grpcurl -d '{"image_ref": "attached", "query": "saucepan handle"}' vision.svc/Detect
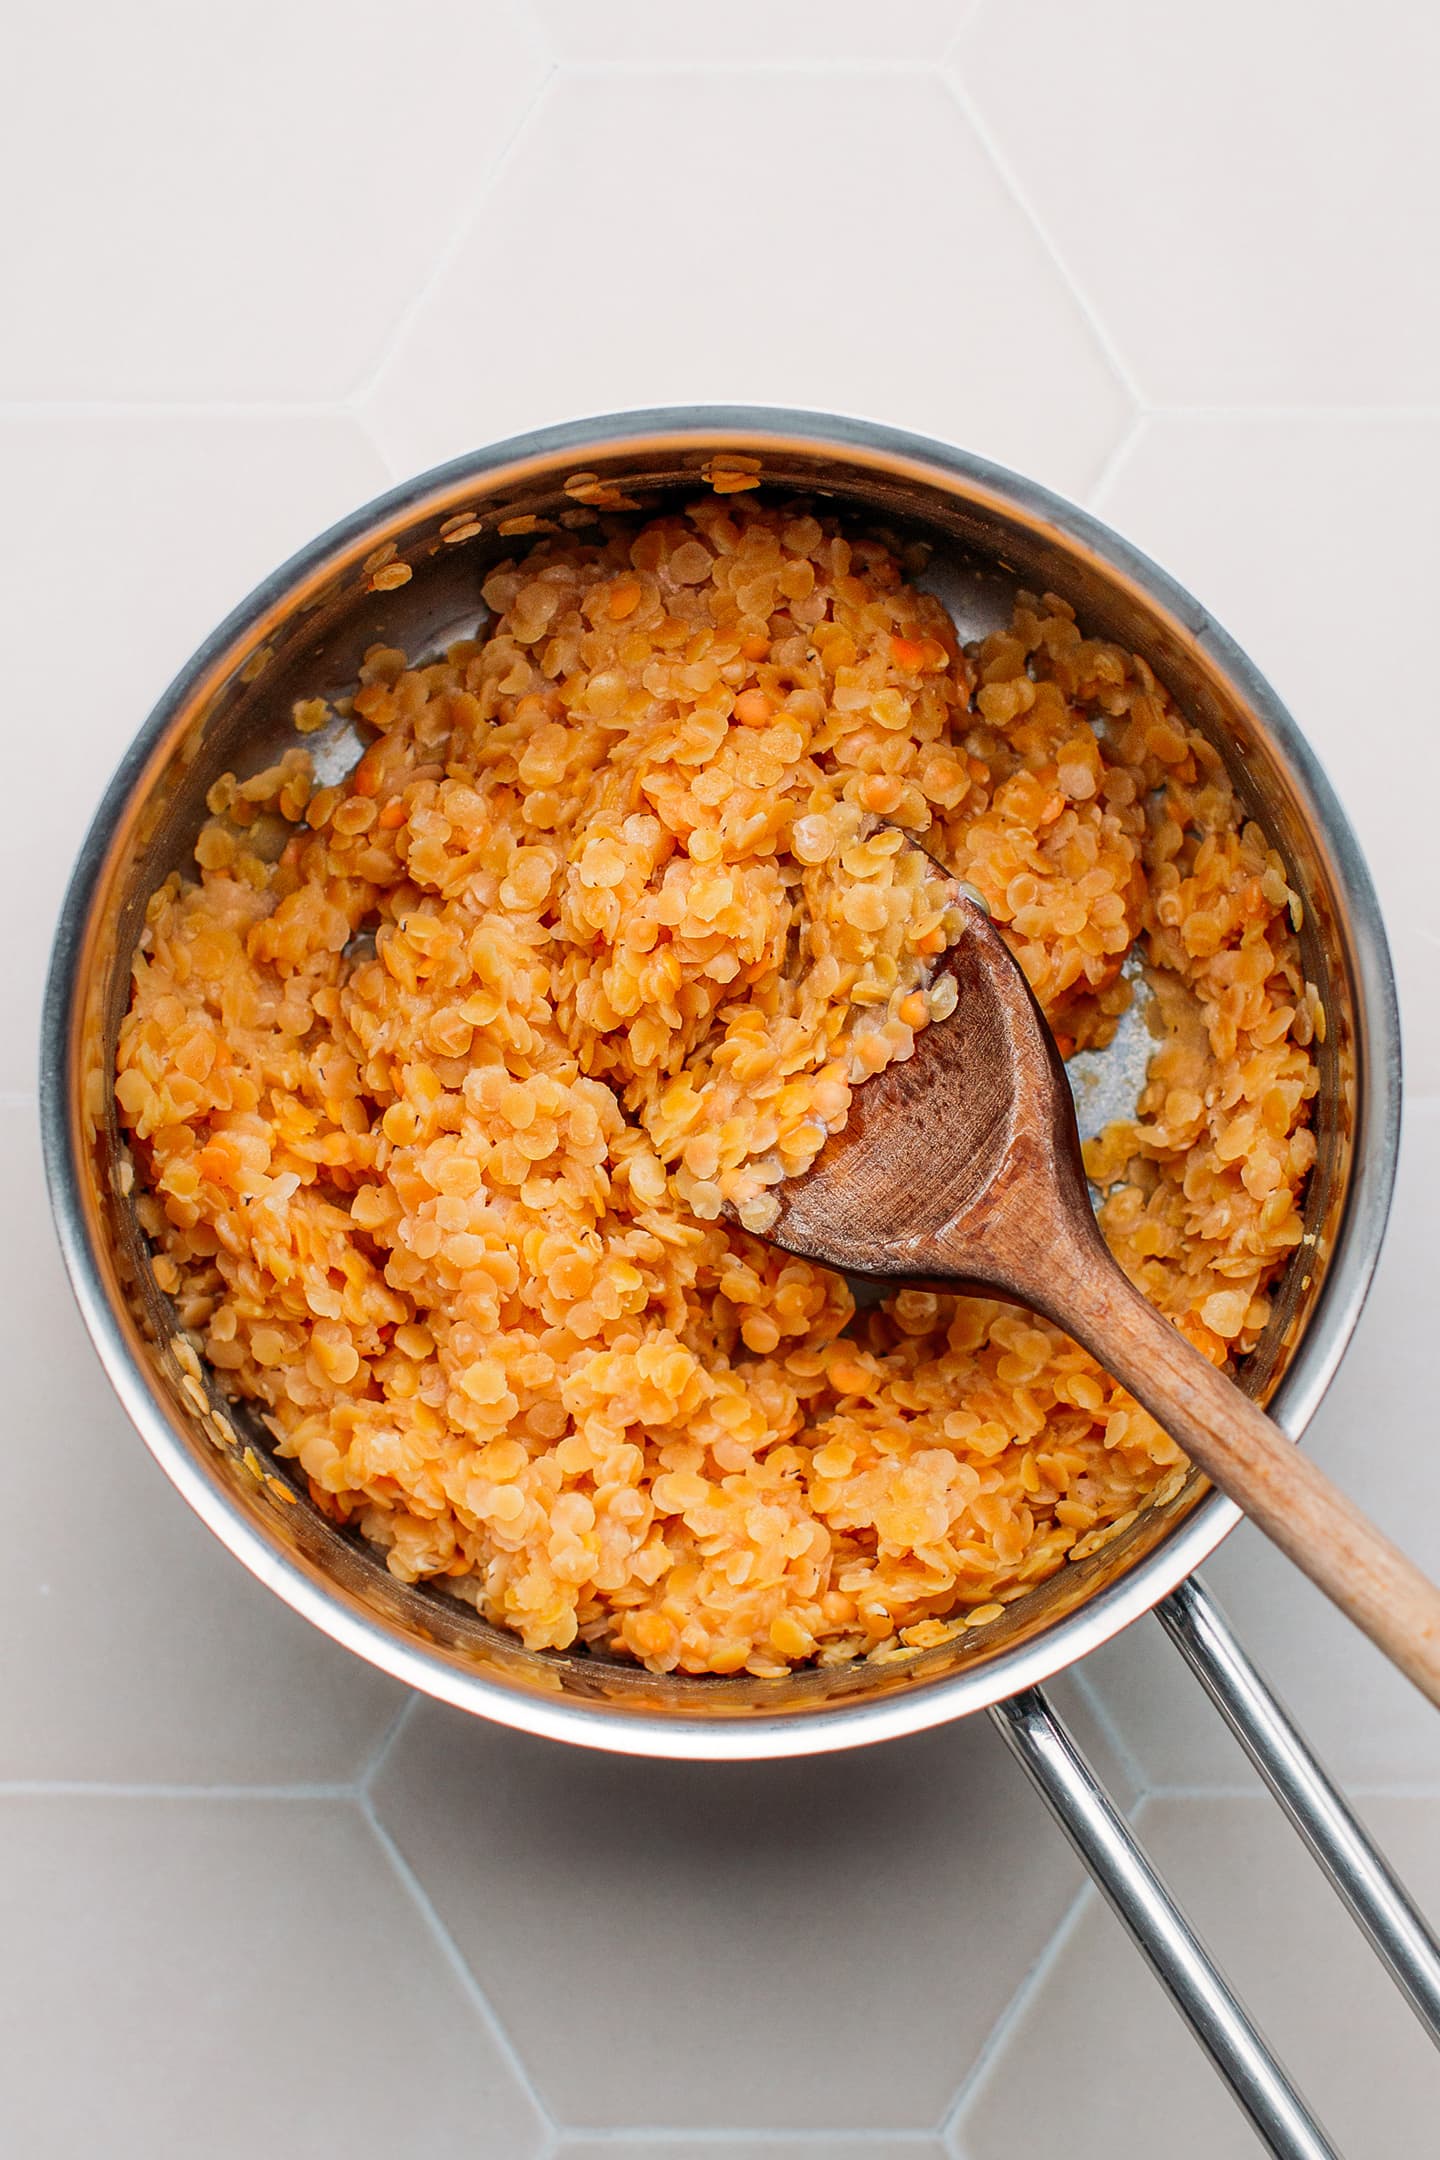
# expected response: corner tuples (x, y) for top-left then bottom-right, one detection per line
(1158, 1576), (1440, 2041)
(993, 1576), (1440, 2157)
(990, 1684), (1340, 2160)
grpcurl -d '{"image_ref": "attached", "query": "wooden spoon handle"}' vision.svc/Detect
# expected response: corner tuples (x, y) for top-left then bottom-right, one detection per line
(1036, 1244), (1440, 1710)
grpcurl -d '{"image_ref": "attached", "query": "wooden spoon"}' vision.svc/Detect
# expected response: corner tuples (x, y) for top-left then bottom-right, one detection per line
(747, 853), (1440, 1708)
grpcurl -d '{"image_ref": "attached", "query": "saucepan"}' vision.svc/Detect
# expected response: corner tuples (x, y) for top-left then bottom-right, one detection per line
(40, 410), (1435, 2157)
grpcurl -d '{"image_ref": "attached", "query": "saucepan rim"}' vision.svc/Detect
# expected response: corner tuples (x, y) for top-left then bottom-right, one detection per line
(39, 406), (1402, 1758)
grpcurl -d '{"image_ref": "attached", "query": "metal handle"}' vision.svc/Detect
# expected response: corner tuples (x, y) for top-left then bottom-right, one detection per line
(993, 1582), (1440, 2157)
(991, 1687), (1341, 2159)
(1159, 1576), (1440, 2044)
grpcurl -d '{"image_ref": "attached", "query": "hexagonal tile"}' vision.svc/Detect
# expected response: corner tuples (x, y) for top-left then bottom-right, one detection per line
(952, 0), (1440, 404)
(0, 2), (550, 398)
(1061, 1101), (1440, 1796)
(0, 410), (388, 1095)
(1, 1102), (407, 1782)
(0, 1793), (547, 2158)
(372, 1700), (1087, 2132)
(950, 1792), (1440, 2158)
(1091, 410), (1440, 1088)
(361, 69), (1132, 496)
(533, 0), (973, 65)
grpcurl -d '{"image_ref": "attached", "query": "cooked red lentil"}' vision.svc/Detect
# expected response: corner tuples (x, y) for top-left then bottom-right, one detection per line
(116, 500), (1319, 1675)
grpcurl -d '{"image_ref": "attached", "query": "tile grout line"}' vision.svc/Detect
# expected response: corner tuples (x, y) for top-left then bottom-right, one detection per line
(937, 1), (988, 73)
(1144, 1778), (1440, 1802)
(348, 403), (406, 489)
(1116, 400), (1440, 421)
(1065, 1658), (1151, 1799)
(0, 1780), (356, 1800)
(0, 398), (342, 419)
(1088, 406), (1157, 509)
(360, 1790), (558, 2142)
(939, 1871), (1103, 2151)
(558, 2131), (942, 2149)
(342, 61), (561, 416)
(938, 66), (1148, 409)
(357, 1689), (418, 1796)
(544, 57), (959, 79)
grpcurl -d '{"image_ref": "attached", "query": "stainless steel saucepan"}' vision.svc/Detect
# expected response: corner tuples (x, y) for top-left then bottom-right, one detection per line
(40, 410), (1438, 2157)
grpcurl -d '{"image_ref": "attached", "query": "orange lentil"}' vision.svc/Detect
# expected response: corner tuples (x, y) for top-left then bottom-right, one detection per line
(862, 775), (906, 815)
(351, 746), (385, 797)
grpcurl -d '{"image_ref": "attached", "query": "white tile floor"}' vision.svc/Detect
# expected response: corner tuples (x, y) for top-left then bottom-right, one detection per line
(3, 3), (1438, 2154)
